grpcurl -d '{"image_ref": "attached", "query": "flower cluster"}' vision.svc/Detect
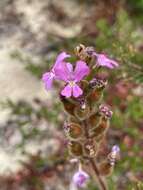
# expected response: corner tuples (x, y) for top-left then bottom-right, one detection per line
(42, 46), (119, 98)
(42, 44), (120, 190)
(42, 52), (89, 98)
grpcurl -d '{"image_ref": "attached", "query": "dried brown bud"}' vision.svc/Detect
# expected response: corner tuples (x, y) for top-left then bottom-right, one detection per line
(68, 141), (83, 157)
(89, 78), (107, 90)
(60, 95), (76, 116)
(83, 139), (97, 158)
(74, 44), (93, 63)
(90, 118), (109, 138)
(64, 122), (83, 140)
(74, 104), (90, 120)
(87, 113), (101, 130)
(87, 79), (107, 106)
(98, 161), (113, 176)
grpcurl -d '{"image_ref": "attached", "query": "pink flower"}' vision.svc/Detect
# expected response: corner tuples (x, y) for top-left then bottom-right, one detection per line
(112, 145), (120, 154)
(42, 52), (70, 90)
(72, 170), (89, 188)
(109, 145), (120, 166)
(93, 52), (119, 69)
(55, 61), (90, 98)
(99, 105), (113, 119)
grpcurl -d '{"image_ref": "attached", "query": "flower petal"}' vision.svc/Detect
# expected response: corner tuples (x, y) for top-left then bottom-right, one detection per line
(61, 84), (72, 97)
(55, 62), (73, 82)
(42, 72), (54, 90)
(74, 61), (90, 82)
(72, 84), (83, 98)
(97, 54), (119, 69)
(72, 170), (89, 188)
(53, 52), (70, 69)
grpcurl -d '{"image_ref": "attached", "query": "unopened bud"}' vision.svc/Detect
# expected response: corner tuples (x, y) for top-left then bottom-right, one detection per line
(98, 161), (113, 176)
(83, 139), (97, 157)
(60, 95), (76, 116)
(99, 105), (113, 119)
(68, 141), (83, 157)
(89, 78), (107, 89)
(74, 44), (93, 63)
(74, 104), (90, 120)
(108, 145), (120, 166)
(64, 122), (83, 140)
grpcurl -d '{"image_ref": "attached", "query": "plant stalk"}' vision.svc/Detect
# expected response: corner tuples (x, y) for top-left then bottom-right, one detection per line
(82, 120), (107, 190)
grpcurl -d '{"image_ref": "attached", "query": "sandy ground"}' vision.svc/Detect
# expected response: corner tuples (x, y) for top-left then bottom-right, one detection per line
(0, 0), (84, 176)
(0, 45), (52, 174)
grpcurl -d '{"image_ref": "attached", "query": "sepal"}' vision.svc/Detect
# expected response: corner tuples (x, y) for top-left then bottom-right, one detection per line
(60, 95), (76, 116)
(64, 122), (83, 140)
(68, 141), (83, 157)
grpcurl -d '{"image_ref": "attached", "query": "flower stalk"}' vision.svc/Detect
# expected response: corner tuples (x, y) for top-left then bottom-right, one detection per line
(42, 44), (120, 190)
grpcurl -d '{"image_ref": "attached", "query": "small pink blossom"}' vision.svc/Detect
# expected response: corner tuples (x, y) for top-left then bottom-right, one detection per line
(42, 52), (70, 90)
(112, 145), (120, 154)
(109, 145), (120, 166)
(72, 170), (89, 188)
(55, 61), (90, 98)
(96, 53), (119, 69)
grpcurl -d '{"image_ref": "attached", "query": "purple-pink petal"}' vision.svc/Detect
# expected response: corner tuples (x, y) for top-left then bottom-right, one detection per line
(97, 54), (119, 69)
(72, 170), (89, 188)
(42, 72), (55, 90)
(55, 62), (73, 82)
(74, 61), (90, 82)
(72, 84), (83, 98)
(53, 51), (70, 69)
(61, 84), (72, 98)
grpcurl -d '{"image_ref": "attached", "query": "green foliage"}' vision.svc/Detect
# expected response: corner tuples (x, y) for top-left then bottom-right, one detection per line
(127, 0), (143, 12)
(95, 9), (143, 84)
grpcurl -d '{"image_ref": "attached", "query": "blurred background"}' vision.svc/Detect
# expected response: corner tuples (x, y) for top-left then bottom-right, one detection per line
(0, 0), (143, 189)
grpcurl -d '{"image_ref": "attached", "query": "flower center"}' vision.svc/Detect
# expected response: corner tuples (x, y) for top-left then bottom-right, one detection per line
(69, 81), (76, 87)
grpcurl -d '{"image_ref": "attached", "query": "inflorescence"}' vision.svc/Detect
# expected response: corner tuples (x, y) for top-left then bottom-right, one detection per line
(42, 44), (120, 190)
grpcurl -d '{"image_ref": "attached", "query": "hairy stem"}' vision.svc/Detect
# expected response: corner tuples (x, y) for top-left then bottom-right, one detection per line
(82, 120), (107, 190)
(89, 158), (107, 190)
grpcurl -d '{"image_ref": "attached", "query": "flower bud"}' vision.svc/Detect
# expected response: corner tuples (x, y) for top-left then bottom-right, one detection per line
(68, 116), (79, 123)
(87, 79), (107, 107)
(98, 161), (113, 176)
(89, 78), (107, 90)
(74, 44), (93, 63)
(68, 141), (83, 157)
(72, 170), (89, 188)
(87, 113), (101, 130)
(90, 118), (109, 138)
(83, 139), (97, 157)
(74, 104), (90, 120)
(108, 145), (120, 166)
(60, 95), (76, 116)
(64, 122), (83, 140)
(99, 105), (113, 119)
